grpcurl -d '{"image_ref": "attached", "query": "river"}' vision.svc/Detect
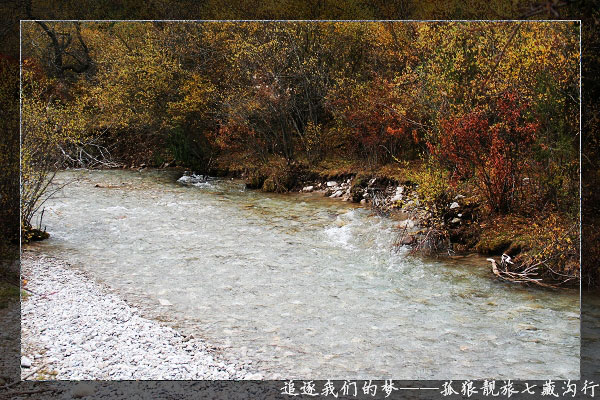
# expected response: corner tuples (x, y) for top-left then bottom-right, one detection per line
(30, 169), (580, 379)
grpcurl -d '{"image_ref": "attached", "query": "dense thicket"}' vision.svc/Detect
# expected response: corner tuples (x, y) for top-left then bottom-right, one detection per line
(21, 21), (579, 213)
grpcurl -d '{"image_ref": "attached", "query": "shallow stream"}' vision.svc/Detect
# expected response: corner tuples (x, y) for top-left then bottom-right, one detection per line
(31, 169), (580, 379)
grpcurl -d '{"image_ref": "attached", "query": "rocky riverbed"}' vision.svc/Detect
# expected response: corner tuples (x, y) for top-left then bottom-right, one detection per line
(20, 253), (263, 380)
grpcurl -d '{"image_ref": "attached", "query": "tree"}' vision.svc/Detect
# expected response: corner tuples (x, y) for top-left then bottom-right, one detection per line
(20, 57), (91, 237)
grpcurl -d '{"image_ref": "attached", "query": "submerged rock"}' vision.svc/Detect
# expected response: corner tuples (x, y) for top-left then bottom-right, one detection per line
(158, 298), (173, 306)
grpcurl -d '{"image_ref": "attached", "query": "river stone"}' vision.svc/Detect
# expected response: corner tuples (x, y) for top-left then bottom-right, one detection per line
(177, 174), (206, 185)
(302, 186), (314, 192)
(516, 323), (539, 331)
(21, 356), (32, 368)
(390, 193), (403, 202)
(330, 190), (343, 198)
(451, 217), (461, 224)
(450, 202), (460, 209)
(326, 181), (338, 187)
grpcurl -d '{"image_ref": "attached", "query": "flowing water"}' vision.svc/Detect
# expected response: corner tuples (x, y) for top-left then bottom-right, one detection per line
(31, 169), (580, 379)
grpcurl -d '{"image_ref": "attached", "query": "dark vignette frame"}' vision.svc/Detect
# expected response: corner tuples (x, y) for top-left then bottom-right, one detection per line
(1, 1), (598, 399)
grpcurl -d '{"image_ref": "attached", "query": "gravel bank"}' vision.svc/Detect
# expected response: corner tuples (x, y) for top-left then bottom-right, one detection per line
(21, 253), (262, 380)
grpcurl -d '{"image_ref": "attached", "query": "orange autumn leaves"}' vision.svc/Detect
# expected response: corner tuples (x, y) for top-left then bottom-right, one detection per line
(20, 21), (579, 217)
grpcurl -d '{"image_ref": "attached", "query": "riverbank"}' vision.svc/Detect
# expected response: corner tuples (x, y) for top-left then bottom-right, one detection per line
(20, 252), (263, 380)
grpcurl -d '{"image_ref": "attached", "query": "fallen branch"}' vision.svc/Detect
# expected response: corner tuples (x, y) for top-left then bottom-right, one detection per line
(487, 256), (561, 289)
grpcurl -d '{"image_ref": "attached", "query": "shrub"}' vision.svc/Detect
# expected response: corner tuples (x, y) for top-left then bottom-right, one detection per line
(431, 91), (538, 213)
(404, 162), (452, 207)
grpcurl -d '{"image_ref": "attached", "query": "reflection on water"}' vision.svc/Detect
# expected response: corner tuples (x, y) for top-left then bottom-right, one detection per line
(32, 169), (580, 379)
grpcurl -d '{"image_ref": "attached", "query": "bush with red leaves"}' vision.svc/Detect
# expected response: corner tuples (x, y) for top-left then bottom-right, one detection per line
(431, 91), (539, 213)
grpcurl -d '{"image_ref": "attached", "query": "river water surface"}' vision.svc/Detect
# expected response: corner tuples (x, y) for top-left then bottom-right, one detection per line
(32, 169), (580, 379)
